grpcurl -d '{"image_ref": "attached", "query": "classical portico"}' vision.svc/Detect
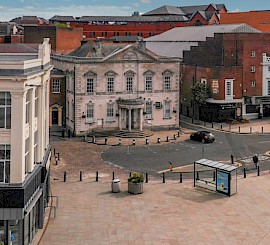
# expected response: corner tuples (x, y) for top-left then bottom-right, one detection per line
(117, 98), (145, 131)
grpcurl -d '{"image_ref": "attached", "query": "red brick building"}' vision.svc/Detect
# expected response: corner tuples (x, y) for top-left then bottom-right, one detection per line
(49, 4), (227, 40)
(220, 11), (270, 33)
(24, 25), (83, 54)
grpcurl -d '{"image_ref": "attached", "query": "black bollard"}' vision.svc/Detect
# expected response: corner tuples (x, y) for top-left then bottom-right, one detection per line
(180, 172), (183, 183)
(64, 172), (66, 182)
(231, 155), (234, 165)
(239, 126), (241, 133)
(257, 166), (260, 176)
(96, 171), (99, 182)
(145, 173), (148, 183)
(174, 134), (176, 140)
(196, 171), (199, 180)
(80, 171), (82, 181)
(129, 172), (132, 178)
(146, 139), (149, 145)
(105, 138), (108, 145)
(55, 160), (58, 165)
(177, 131), (180, 137)
(112, 172), (115, 180)
(157, 138), (161, 143)
(68, 129), (71, 138)
(262, 127), (264, 133)
(166, 136), (169, 142)
(212, 122), (214, 128)
(221, 124), (223, 130)
(57, 152), (60, 161)
(53, 148), (56, 156)
(162, 172), (165, 183)
(244, 168), (246, 178)
(62, 129), (65, 138)
(213, 171), (215, 181)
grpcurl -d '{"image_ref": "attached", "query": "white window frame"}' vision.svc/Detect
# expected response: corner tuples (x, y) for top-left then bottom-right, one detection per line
(251, 80), (256, 87)
(86, 78), (94, 94)
(250, 51), (256, 57)
(164, 101), (171, 118)
(0, 144), (10, 183)
(52, 79), (61, 93)
(145, 76), (152, 91)
(107, 77), (114, 93)
(145, 101), (152, 119)
(250, 66), (256, 73)
(107, 103), (114, 121)
(86, 103), (94, 123)
(164, 76), (171, 91)
(0, 92), (11, 129)
(126, 76), (133, 92)
(225, 79), (234, 101)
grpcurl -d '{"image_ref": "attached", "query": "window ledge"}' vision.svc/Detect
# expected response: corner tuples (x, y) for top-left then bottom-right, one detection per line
(163, 117), (172, 119)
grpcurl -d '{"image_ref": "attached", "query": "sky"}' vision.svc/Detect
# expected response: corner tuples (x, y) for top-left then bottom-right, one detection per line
(0, 0), (269, 21)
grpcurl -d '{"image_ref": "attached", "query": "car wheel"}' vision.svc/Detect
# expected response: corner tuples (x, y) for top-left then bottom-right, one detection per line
(202, 139), (205, 144)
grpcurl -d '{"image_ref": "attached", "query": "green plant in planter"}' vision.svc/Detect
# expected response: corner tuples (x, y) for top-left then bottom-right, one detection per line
(128, 172), (144, 183)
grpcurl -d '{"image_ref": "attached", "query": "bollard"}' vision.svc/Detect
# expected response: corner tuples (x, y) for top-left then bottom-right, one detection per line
(146, 139), (149, 145)
(177, 131), (180, 137)
(231, 155), (234, 165)
(55, 160), (58, 165)
(174, 134), (176, 140)
(180, 172), (182, 183)
(80, 171), (82, 181)
(162, 172), (165, 183)
(64, 172), (66, 182)
(53, 148), (56, 156)
(129, 172), (132, 178)
(96, 171), (99, 182)
(257, 166), (260, 176)
(112, 172), (115, 180)
(62, 129), (65, 138)
(157, 138), (161, 143)
(166, 136), (169, 142)
(250, 127), (252, 133)
(211, 122), (214, 128)
(244, 168), (246, 178)
(68, 129), (71, 138)
(145, 173), (148, 183)
(221, 124), (223, 130)
(239, 126), (241, 133)
(213, 171), (215, 181)
(196, 171), (199, 180)
(105, 138), (108, 145)
(262, 127), (264, 133)
(57, 152), (60, 161)
(132, 139), (136, 145)
(119, 139), (121, 145)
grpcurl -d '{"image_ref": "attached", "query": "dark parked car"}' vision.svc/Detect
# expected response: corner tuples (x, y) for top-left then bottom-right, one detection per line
(190, 131), (215, 143)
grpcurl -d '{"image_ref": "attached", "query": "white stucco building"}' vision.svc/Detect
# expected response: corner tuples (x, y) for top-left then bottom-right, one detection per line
(52, 41), (181, 136)
(0, 39), (52, 244)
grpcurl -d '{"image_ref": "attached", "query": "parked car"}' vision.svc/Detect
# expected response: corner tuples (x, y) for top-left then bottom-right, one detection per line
(190, 131), (215, 143)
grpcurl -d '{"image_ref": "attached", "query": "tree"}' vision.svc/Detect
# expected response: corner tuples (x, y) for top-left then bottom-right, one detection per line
(192, 82), (210, 120)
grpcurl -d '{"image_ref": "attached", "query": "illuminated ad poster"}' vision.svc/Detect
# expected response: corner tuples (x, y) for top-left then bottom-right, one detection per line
(217, 171), (229, 194)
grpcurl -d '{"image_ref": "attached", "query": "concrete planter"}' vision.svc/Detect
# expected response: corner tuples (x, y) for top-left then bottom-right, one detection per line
(128, 182), (144, 195)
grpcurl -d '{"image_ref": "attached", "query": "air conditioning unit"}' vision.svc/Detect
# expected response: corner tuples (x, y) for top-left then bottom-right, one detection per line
(155, 102), (162, 109)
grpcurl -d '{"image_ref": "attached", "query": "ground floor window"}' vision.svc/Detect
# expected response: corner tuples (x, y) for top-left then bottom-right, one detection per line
(0, 145), (10, 183)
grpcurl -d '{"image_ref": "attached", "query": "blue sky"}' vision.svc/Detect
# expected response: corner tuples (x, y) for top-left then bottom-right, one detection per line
(0, 0), (269, 21)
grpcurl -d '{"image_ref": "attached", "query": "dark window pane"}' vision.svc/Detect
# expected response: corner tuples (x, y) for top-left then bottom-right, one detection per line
(0, 92), (5, 105)
(0, 162), (4, 182)
(0, 108), (5, 128)
(6, 107), (11, 129)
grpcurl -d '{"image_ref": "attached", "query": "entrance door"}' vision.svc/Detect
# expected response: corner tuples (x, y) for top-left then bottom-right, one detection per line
(126, 110), (135, 130)
(52, 109), (58, 125)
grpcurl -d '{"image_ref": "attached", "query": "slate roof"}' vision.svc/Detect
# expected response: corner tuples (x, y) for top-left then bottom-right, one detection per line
(49, 15), (77, 22)
(0, 43), (39, 53)
(144, 24), (262, 58)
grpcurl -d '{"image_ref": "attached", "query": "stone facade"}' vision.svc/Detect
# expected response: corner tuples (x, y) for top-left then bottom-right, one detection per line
(52, 43), (180, 135)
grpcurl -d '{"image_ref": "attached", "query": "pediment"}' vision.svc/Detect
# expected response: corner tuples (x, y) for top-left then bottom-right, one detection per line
(84, 70), (97, 77)
(124, 70), (136, 76)
(162, 69), (173, 76)
(105, 70), (118, 76)
(143, 70), (156, 76)
(102, 45), (158, 63)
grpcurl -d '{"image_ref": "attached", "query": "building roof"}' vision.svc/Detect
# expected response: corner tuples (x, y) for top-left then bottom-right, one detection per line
(143, 4), (226, 16)
(0, 43), (39, 53)
(49, 15), (77, 22)
(144, 24), (262, 58)
(10, 16), (49, 25)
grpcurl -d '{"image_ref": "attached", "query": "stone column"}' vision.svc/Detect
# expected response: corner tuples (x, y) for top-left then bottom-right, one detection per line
(118, 108), (122, 130)
(28, 88), (35, 172)
(128, 109), (132, 132)
(10, 91), (26, 183)
(140, 108), (143, 131)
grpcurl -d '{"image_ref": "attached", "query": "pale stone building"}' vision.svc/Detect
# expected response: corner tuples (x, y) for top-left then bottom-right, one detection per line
(52, 41), (181, 136)
(0, 39), (52, 244)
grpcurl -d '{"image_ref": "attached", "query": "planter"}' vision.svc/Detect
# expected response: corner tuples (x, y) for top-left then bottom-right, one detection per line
(128, 182), (144, 195)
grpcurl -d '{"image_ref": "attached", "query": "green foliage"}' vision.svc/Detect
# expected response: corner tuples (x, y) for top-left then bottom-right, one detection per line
(192, 83), (210, 106)
(128, 172), (144, 183)
(54, 23), (68, 28)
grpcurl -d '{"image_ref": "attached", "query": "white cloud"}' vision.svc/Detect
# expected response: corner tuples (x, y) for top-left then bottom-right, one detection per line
(231, 8), (240, 12)
(0, 4), (134, 21)
(140, 0), (151, 3)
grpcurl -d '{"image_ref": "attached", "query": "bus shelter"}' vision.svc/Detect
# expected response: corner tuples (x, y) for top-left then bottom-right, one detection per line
(194, 158), (238, 197)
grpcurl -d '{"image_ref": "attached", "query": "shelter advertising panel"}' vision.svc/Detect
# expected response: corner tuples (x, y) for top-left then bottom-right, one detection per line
(216, 171), (229, 194)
